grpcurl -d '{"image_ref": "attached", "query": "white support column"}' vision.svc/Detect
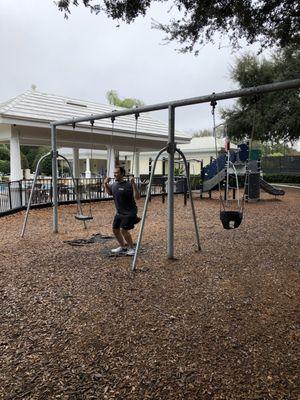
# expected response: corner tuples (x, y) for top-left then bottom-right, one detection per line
(133, 151), (140, 177)
(72, 148), (80, 178)
(10, 129), (22, 181)
(106, 145), (115, 177)
(85, 157), (91, 178)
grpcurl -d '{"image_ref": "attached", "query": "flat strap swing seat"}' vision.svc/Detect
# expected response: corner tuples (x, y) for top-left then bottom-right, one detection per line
(75, 214), (93, 221)
(220, 211), (243, 230)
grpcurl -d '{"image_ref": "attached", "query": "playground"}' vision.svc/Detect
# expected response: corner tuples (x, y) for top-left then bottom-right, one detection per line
(0, 188), (299, 399)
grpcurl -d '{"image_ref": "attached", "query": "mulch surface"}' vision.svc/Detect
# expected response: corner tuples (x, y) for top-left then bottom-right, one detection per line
(0, 189), (299, 399)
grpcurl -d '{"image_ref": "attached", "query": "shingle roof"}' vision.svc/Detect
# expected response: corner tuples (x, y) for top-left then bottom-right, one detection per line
(0, 90), (190, 141)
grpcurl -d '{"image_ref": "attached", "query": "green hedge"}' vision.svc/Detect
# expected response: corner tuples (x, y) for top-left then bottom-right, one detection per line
(263, 174), (300, 184)
(189, 175), (201, 190)
(0, 160), (10, 174)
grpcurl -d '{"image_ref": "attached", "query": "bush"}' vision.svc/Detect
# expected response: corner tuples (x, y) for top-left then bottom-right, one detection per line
(263, 174), (300, 184)
(190, 175), (201, 190)
(0, 145), (10, 161)
(33, 147), (52, 176)
(0, 160), (10, 174)
(21, 153), (29, 169)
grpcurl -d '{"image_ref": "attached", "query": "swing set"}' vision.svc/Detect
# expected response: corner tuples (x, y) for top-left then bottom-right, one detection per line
(22, 79), (300, 269)
(21, 110), (142, 235)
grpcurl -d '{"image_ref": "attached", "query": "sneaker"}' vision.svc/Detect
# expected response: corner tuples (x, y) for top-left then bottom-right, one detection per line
(111, 246), (127, 254)
(126, 248), (136, 256)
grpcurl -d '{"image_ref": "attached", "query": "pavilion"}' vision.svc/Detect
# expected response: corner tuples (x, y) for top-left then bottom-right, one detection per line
(0, 89), (190, 180)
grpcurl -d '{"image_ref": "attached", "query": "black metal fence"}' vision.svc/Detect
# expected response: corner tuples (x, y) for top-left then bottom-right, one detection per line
(0, 176), (201, 217)
(261, 156), (300, 174)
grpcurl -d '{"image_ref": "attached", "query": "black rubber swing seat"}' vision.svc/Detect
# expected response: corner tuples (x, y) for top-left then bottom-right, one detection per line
(220, 211), (243, 230)
(75, 214), (94, 221)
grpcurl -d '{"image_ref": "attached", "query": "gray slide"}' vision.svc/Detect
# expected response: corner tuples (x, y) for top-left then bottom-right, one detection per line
(260, 178), (285, 196)
(202, 169), (226, 192)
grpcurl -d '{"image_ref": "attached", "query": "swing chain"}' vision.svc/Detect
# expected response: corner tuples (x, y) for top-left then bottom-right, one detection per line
(90, 117), (94, 175)
(131, 111), (139, 175)
(108, 113), (116, 177)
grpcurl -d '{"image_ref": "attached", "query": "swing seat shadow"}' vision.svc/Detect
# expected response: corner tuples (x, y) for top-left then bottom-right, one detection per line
(64, 234), (114, 246)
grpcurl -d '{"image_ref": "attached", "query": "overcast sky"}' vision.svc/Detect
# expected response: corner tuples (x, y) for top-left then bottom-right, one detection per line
(1, 0), (267, 135)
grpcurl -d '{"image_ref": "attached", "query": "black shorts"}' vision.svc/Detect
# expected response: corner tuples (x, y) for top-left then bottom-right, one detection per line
(112, 214), (141, 231)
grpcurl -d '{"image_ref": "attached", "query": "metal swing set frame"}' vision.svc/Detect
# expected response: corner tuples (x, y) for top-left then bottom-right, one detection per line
(20, 151), (94, 237)
(35, 79), (300, 270)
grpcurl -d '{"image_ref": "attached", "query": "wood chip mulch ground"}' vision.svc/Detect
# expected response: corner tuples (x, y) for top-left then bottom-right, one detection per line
(0, 188), (299, 400)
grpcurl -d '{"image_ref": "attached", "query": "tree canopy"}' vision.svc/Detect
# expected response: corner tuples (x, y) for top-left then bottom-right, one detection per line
(21, 146), (52, 175)
(106, 90), (145, 108)
(0, 145), (10, 175)
(56, 1), (299, 53)
(32, 147), (52, 176)
(221, 47), (300, 145)
(0, 144), (10, 161)
(0, 145), (29, 175)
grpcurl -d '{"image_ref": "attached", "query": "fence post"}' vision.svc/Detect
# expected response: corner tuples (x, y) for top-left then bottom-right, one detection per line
(99, 178), (102, 199)
(8, 182), (12, 210)
(49, 178), (53, 203)
(19, 180), (23, 206)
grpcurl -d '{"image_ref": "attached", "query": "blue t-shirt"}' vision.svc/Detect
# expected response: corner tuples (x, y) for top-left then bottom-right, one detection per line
(111, 180), (137, 216)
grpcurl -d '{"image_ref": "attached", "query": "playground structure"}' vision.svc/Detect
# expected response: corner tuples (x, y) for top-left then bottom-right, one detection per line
(200, 142), (285, 201)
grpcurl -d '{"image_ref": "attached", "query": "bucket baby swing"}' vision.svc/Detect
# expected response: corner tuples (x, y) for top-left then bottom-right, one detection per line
(210, 98), (246, 230)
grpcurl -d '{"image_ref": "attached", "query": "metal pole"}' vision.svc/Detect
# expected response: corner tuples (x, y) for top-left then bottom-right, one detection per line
(168, 106), (175, 259)
(51, 125), (58, 233)
(21, 152), (51, 237)
(176, 148), (201, 251)
(131, 146), (168, 271)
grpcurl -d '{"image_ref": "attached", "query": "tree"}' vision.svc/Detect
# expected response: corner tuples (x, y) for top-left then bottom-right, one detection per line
(21, 153), (29, 170)
(260, 142), (295, 156)
(56, 1), (299, 53)
(0, 144), (10, 161)
(106, 90), (145, 108)
(220, 48), (300, 145)
(0, 144), (29, 174)
(33, 147), (52, 176)
(21, 146), (40, 171)
(0, 160), (10, 175)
